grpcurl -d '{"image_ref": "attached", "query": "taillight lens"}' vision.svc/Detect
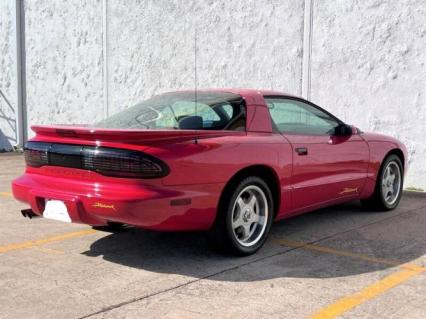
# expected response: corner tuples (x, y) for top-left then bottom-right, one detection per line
(82, 147), (169, 178)
(24, 142), (169, 179)
(24, 142), (50, 167)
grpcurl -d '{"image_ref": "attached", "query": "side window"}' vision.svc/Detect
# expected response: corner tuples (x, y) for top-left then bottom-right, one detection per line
(265, 98), (338, 135)
(196, 104), (221, 128)
(220, 104), (234, 118)
(155, 101), (221, 128)
(172, 101), (221, 122)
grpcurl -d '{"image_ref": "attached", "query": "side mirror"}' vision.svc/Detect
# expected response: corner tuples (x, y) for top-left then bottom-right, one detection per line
(334, 123), (353, 136)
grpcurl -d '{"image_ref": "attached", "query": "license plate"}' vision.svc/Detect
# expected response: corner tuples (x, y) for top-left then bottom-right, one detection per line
(43, 200), (72, 223)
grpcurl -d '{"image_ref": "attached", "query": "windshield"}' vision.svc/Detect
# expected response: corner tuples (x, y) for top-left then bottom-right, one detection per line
(94, 91), (246, 131)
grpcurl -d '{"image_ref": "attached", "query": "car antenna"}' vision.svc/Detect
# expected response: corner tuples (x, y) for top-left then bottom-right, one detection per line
(194, 26), (199, 144)
(194, 28), (199, 114)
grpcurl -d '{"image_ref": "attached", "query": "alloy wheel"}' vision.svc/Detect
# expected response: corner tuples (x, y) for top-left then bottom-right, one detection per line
(381, 160), (402, 206)
(231, 185), (269, 247)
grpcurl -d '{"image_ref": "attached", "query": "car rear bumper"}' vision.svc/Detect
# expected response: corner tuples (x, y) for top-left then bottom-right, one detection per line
(12, 173), (221, 231)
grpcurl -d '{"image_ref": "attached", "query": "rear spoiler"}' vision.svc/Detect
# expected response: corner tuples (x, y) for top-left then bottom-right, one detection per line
(31, 125), (245, 144)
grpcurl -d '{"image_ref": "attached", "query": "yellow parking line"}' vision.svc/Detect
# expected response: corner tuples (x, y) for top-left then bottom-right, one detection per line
(310, 266), (425, 319)
(0, 229), (97, 254)
(274, 238), (425, 318)
(0, 191), (12, 197)
(273, 238), (424, 271)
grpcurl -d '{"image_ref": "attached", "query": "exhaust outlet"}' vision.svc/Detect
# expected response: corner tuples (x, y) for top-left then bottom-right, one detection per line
(21, 209), (39, 219)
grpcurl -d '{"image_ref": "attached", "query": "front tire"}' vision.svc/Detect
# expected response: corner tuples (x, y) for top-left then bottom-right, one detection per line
(208, 176), (274, 256)
(361, 154), (403, 211)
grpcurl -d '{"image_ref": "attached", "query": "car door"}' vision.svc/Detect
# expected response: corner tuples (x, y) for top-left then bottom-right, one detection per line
(265, 96), (369, 211)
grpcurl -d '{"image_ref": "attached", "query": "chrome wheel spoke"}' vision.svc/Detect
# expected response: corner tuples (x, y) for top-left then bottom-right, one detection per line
(241, 224), (251, 240)
(384, 166), (390, 179)
(233, 214), (244, 229)
(251, 212), (260, 223)
(236, 197), (245, 211)
(247, 194), (257, 210)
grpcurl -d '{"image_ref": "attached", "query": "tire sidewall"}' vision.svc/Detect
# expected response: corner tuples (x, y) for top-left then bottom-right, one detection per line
(225, 176), (274, 255)
(377, 155), (404, 210)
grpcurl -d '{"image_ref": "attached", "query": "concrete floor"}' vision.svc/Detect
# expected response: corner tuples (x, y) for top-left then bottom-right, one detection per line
(0, 153), (425, 319)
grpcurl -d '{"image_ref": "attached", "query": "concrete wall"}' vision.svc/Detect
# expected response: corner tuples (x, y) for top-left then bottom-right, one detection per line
(311, 0), (426, 189)
(24, 0), (105, 128)
(0, 0), (425, 189)
(107, 0), (303, 114)
(0, 0), (17, 151)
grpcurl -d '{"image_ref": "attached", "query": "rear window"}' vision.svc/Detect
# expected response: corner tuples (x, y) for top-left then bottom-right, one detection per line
(94, 91), (246, 131)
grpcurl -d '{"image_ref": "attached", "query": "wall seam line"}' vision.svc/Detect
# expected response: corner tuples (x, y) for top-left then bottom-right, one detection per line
(102, 0), (109, 119)
(15, 0), (27, 147)
(302, 0), (313, 101)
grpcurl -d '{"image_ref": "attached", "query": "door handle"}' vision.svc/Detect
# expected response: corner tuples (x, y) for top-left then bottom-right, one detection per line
(295, 147), (308, 156)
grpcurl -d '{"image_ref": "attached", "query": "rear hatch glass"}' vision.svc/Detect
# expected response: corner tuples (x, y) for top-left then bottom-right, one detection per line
(94, 91), (246, 131)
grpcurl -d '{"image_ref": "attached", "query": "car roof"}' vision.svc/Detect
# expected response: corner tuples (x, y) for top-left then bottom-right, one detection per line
(165, 88), (302, 106)
(199, 88), (299, 97)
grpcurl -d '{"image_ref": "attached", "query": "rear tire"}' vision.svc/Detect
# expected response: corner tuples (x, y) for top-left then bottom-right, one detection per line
(208, 176), (274, 256)
(361, 154), (403, 211)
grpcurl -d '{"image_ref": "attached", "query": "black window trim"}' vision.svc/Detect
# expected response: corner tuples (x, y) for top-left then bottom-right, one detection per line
(263, 95), (344, 135)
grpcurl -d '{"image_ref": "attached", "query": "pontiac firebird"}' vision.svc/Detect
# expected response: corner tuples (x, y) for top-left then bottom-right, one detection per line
(12, 89), (407, 255)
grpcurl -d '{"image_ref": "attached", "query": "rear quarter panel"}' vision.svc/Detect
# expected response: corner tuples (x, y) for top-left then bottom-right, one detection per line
(144, 133), (293, 215)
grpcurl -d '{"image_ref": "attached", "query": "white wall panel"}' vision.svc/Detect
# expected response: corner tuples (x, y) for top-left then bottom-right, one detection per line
(107, 0), (304, 114)
(24, 0), (104, 135)
(311, 0), (426, 189)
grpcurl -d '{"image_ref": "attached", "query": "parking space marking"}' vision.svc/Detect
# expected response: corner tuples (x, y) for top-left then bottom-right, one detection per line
(310, 266), (425, 319)
(0, 229), (97, 254)
(273, 238), (424, 271)
(274, 238), (425, 318)
(0, 191), (12, 197)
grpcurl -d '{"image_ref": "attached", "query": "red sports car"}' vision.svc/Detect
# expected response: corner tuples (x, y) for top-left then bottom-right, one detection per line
(12, 89), (407, 255)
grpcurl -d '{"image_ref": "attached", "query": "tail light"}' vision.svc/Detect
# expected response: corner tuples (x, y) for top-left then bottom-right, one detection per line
(24, 142), (50, 167)
(24, 142), (169, 179)
(82, 147), (169, 178)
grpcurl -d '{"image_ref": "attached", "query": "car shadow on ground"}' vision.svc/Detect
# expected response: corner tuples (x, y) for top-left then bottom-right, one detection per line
(82, 198), (426, 281)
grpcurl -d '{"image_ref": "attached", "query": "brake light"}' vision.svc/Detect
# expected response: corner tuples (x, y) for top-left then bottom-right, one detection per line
(24, 142), (50, 167)
(24, 142), (169, 179)
(82, 147), (169, 178)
